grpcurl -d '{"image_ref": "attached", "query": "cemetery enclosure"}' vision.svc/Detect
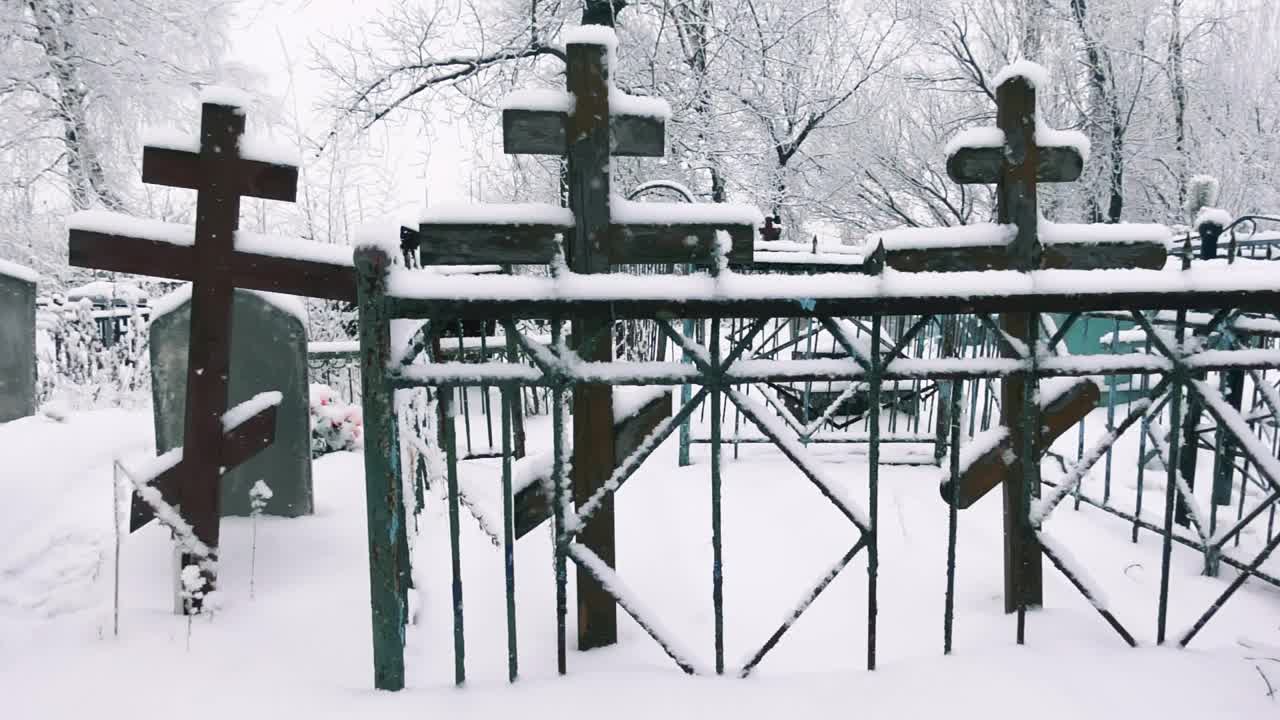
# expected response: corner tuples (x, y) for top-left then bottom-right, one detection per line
(358, 242), (1280, 689)
(28, 22), (1280, 702)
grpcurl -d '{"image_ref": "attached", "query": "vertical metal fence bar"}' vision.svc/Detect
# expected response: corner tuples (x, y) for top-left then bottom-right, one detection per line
(679, 317), (695, 466)
(944, 374), (963, 654)
(1016, 311), (1041, 645)
(1133, 335), (1153, 541)
(456, 322), (474, 455)
(481, 332), (495, 450)
(867, 314), (881, 671)
(1104, 318), (1120, 504)
(711, 314), (725, 675)
(551, 315), (568, 675)
(501, 381), (518, 682)
(1157, 308), (1187, 644)
(442, 385), (466, 685)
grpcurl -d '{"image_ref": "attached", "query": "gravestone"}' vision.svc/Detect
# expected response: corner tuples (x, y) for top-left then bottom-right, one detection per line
(0, 260), (37, 422)
(150, 286), (312, 516)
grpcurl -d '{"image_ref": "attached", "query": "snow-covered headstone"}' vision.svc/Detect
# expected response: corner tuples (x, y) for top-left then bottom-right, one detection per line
(150, 287), (312, 516)
(0, 259), (37, 422)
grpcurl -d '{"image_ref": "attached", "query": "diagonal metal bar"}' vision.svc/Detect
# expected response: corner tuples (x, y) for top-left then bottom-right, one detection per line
(1210, 488), (1280, 548)
(1032, 378), (1170, 523)
(1185, 379), (1280, 495)
(1217, 326), (1280, 424)
(722, 317), (770, 369)
(737, 538), (868, 678)
(977, 312), (1029, 359)
(1052, 471), (1280, 588)
(884, 314), (934, 365)
(572, 387), (711, 531)
(659, 320), (715, 375)
(1047, 312), (1081, 354)
(758, 383), (811, 436)
(1130, 310), (1182, 363)
(726, 387), (871, 534)
(1195, 307), (1238, 340)
(1140, 421), (1211, 542)
(1178, 528), (1280, 647)
(817, 316), (873, 371)
(567, 542), (700, 675)
(802, 383), (864, 437)
(1037, 533), (1137, 647)
(502, 318), (560, 378)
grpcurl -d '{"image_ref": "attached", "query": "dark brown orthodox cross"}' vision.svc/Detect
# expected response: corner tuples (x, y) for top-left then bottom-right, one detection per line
(901, 72), (1166, 615)
(406, 34), (755, 652)
(68, 98), (352, 597)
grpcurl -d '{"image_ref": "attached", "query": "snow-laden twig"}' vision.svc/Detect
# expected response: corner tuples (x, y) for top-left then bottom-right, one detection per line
(248, 480), (273, 600)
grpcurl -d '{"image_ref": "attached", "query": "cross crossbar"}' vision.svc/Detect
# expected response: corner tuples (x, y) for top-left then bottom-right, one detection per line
(947, 144), (1084, 185)
(69, 229), (355, 301)
(65, 97), (308, 599)
(130, 402), (279, 531)
(502, 108), (665, 157)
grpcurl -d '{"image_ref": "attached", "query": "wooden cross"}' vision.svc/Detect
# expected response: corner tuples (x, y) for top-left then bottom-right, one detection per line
(67, 98), (322, 596)
(911, 70), (1167, 614)
(408, 31), (755, 651)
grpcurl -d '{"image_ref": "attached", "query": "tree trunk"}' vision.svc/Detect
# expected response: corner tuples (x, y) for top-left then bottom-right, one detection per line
(1168, 0), (1189, 213)
(27, 0), (124, 211)
(582, 0), (628, 26)
(1071, 0), (1124, 222)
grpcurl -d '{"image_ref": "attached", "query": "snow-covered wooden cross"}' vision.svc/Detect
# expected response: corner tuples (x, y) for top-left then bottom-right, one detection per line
(66, 91), (325, 599)
(404, 26), (759, 652)
(882, 61), (1165, 274)
(893, 62), (1165, 615)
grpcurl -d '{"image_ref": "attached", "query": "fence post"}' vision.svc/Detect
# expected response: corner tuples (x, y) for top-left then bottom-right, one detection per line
(354, 245), (407, 691)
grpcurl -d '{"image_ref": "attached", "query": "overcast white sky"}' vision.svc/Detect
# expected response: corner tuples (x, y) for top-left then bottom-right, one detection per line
(226, 0), (474, 215)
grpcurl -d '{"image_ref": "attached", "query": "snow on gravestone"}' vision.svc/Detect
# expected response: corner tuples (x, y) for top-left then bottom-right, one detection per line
(0, 259), (37, 422)
(149, 285), (312, 516)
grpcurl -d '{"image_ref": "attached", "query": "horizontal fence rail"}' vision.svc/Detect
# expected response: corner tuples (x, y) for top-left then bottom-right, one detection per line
(353, 246), (1280, 690)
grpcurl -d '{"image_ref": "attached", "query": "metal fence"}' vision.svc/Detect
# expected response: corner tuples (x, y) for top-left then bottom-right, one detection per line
(350, 244), (1280, 691)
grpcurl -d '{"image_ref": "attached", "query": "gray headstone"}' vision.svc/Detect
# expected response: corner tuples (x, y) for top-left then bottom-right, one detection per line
(150, 288), (312, 517)
(0, 265), (36, 423)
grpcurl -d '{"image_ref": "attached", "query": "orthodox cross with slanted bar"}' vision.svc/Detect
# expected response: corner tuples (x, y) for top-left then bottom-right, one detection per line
(400, 29), (758, 653)
(885, 66), (1167, 616)
(67, 95), (336, 598)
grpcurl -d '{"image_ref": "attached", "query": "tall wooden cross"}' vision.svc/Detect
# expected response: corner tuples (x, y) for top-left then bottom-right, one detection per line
(905, 70), (1166, 613)
(411, 30), (755, 651)
(68, 96), (351, 597)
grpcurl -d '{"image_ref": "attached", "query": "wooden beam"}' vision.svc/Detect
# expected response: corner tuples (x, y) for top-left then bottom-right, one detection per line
(142, 146), (299, 202)
(130, 403), (279, 531)
(886, 240), (1166, 273)
(947, 145), (1084, 185)
(502, 109), (666, 157)
(513, 390), (672, 539)
(938, 378), (1099, 508)
(607, 223), (753, 265)
(415, 224), (565, 265)
(69, 229), (356, 301)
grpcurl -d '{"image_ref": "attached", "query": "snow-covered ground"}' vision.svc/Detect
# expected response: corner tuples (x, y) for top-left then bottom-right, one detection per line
(2, 405), (1279, 718)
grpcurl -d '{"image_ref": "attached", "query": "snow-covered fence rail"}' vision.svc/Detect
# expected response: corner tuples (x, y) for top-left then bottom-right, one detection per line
(352, 234), (1280, 689)
(333, 40), (1280, 692)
